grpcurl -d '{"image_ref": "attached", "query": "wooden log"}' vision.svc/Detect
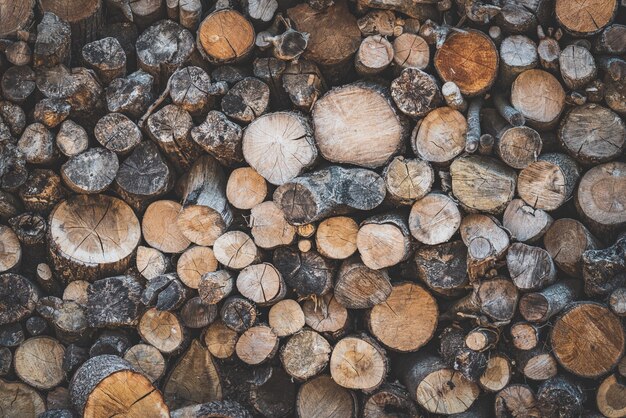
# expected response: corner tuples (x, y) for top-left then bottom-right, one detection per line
(177, 246), (218, 289)
(0, 224), (21, 273)
(515, 347), (558, 381)
(481, 109), (541, 169)
(392, 69), (442, 120)
(544, 218), (600, 278)
(204, 320), (238, 359)
(0, 141), (28, 192)
(81, 37), (126, 85)
(198, 270), (234, 305)
(146, 104), (202, 173)
(0, 0), (34, 38)
(517, 153), (580, 211)
(167, 0), (202, 30)
(142, 200), (191, 253)
(583, 234), (626, 297)
(63, 280), (89, 305)
(221, 77), (269, 124)
(191, 111), (243, 168)
(280, 329), (331, 381)
(33, 12), (71, 68)
(409, 192), (461, 245)
(287, 1), (360, 82)
(597, 374), (626, 418)
(2, 65), (36, 105)
(226, 167), (267, 210)
(559, 104), (625, 165)
(123, 344), (166, 383)
(355, 35), (393, 76)
(136, 246), (168, 281)
(315, 216), (358, 260)
(282, 60), (326, 112)
(213, 231), (258, 270)
(414, 240), (469, 298)
(87, 275), (142, 327)
(551, 302), (625, 379)
(494, 384), (540, 418)
(0, 100), (26, 137)
(450, 155), (516, 214)
(439, 324), (488, 382)
(178, 156), (232, 247)
(17, 123), (58, 165)
(460, 213), (509, 266)
(136, 20), (194, 86)
(511, 69), (565, 130)
(273, 247), (334, 297)
(502, 198), (553, 243)
(236, 263), (285, 306)
(106, 70), (154, 118)
(15, 336), (64, 389)
(382, 156), (434, 205)
(268, 299), (305, 337)
(400, 353), (480, 414)
(141, 274), (189, 312)
(411, 106), (466, 163)
(357, 10), (396, 37)
(296, 375), (357, 418)
(243, 111), (316, 186)
(609, 287), (626, 317)
(33, 98), (70, 128)
(197, 10), (255, 64)
(559, 44), (597, 90)
(94, 113), (141, 155)
(577, 162), (626, 238)
(70, 354), (169, 417)
(330, 334), (388, 391)
(139, 308), (186, 354)
(170, 67), (221, 117)
(89, 331), (131, 357)
(537, 377), (585, 418)
(180, 296), (218, 329)
(164, 339), (222, 410)
(39, 0), (103, 52)
(236, 325), (279, 365)
(356, 213), (411, 270)
(37, 296), (88, 343)
(274, 166), (386, 225)
(49, 194), (140, 282)
(61, 147), (119, 194)
(0, 379), (45, 417)
(519, 280), (580, 322)
(510, 322), (540, 350)
(220, 296), (257, 332)
(499, 35), (538, 86)
(367, 282), (437, 352)
(444, 277), (518, 325)
(555, 0), (617, 36)
(250, 202), (295, 249)
(312, 82), (408, 169)
(113, 141), (174, 212)
(434, 29), (498, 96)
(302, 293), (349, 338)
(363, 384), (418, 418)
(392, 33), (429, 71)
(506, 243), (556, 291)
(479, 354), (511, 393)
(335, 258), (392, 309)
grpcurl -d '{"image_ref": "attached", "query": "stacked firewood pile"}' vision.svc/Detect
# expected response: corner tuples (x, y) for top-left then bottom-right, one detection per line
(0, 0), (625, 416)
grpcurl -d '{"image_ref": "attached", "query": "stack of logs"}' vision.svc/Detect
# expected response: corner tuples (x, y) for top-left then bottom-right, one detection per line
(0, 0), (625, 416)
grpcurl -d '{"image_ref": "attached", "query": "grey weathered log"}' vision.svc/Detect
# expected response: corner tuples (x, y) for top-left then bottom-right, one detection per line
(106, 70), (154, 118)
(61, 148), (119, 194)
(33, 12), (71, 68)
(81, 37), (126, 85)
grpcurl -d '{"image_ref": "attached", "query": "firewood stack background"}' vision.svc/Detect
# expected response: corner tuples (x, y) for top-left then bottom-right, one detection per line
(0, 0), (625, 416)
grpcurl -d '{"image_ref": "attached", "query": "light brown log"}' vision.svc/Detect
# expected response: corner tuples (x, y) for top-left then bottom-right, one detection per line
(411, 106), (466, 163)
(551, 302), (625, 378)
(226, 167), (267, 210)
(502, 199), (553, 243)
(177, 246), (218, 289)
(163, 339), (222, 410)
(281, 60), (326, 112)
(355, 35), (393, 76)
(597, 374), (626, 418)
(296, 375), (357, 418)
(576, 161), (626, 236)
(236, 263), (285, 306)
(136, 246), (168, 281)
(250, 201), (296, 249)
(434, 29), (498, 96)
(357, 213), (411, 270)
(268, 299), (305, 337)
(444, 277), (518, 324)
(499, 35), (538, 86)
(213, 231), (258, 270)
(280, 330), (331, 381)
(142, 200), (191, 254)
(559, 44), (597, 90)
(123, 344), (166, 383)
(450, 155), (517, 214)
(544, 218), (600, 278)
(316, 216), (359, 260)
(302, 293), (349, 338)
(555, 0), (617, 36)
(506, 242), (556, 291)
(0, 224), (21, 272)
(367, 282), (437, 352)
(204, 320), (238, 359)
(236, 325), (279, 365)
(515, 347), (558, 381)
(56, 119), (88, 157)
(138, 308), (186, 354)
(517, 153), (580, 211)
(0, 379), (45, 417)
(49, 194), (140, 282)
(69, 355), (169, 417)
(460, 213), (510, 264)
(357, 10), (396, 37)
(511, 69), (565, 130)
(392, 33), (429, 71)
(495, 384), (540, 418)
(15, 336), (64, 389)
(330, 334), (388, 391)
(335, 258), (392, 309)
(383, 156), (434, 205)
(408, 192), (461, 245)
(510, 322), (540, 350)
(312, 82), (408, 168)
(63, 280), (89, 305)
(519, 280), (581, 323)
(197, 10), (255, 64)
(18, 123), (58, 165)
(479, 354), (511, 392)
